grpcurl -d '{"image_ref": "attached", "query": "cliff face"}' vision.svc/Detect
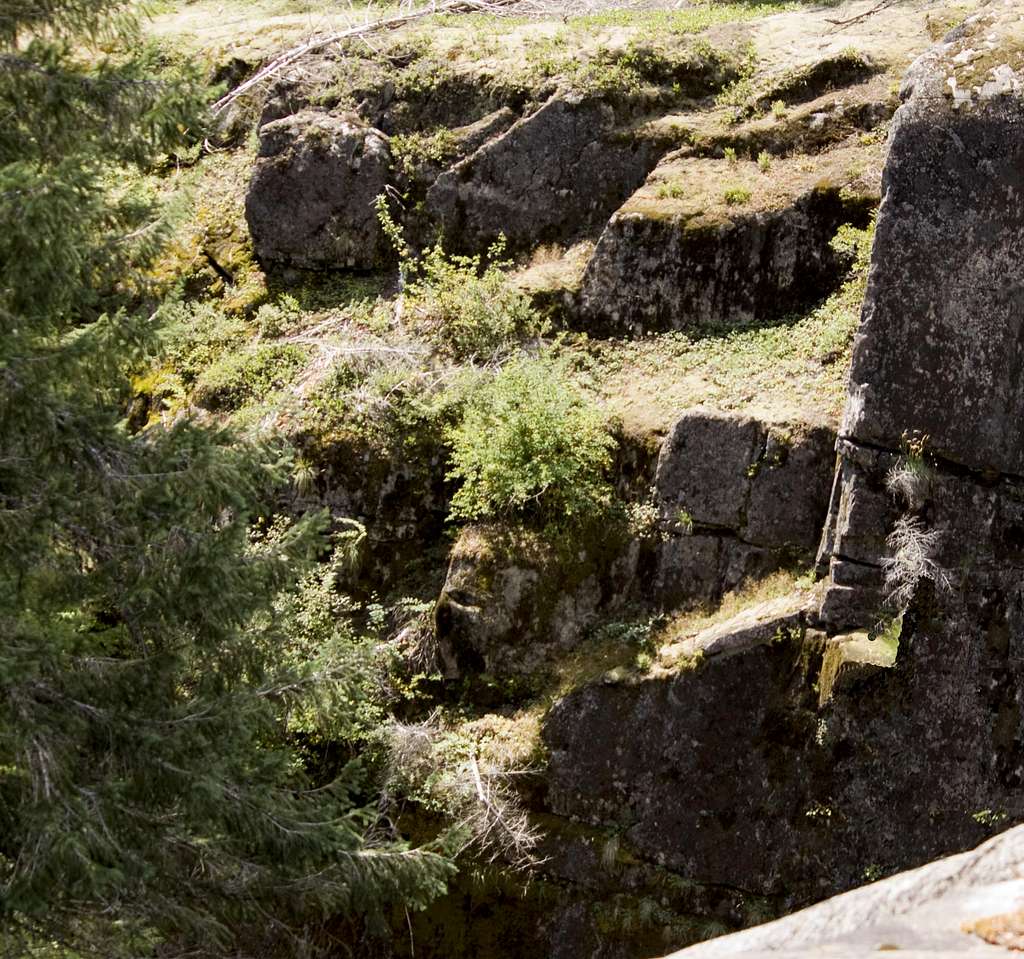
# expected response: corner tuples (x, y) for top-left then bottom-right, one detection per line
(546, 0), (1024, 947)
(143, 0), (1024, 954)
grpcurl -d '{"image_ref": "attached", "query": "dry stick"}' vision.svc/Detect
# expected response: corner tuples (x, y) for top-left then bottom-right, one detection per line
(825, 0), (899, 29)
(213, 0), (517, 115)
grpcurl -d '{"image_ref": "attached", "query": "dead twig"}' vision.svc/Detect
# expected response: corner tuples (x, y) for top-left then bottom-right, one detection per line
(826, 0), (899, 30)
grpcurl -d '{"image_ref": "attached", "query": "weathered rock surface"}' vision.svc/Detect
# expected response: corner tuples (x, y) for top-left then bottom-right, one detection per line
(245, 110), (392, 269)
(840, 4), (1024, 475)
(433, 410), (835, 683)
(655, 410), (835, 550)
(577, 144), (879, 335)
(543, 566), (1024, 910)
(433, 524), (637, 685)
(539, 9), (1024, 949)
(426, 93), (666, 254)
(817, 1), (1024, 624)
(665, 825), (1024, 957)
(645, 410), (836, 609)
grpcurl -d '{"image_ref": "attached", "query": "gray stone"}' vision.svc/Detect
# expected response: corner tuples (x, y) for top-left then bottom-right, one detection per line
(840, 6), (1024, 475)
(664, 825), (1024, 958)
(425, 92), (664, 254)
(654, 409), (836, 550)
(669, 593), (811, 663)
(745, 425), (837, 551)
(245, 109), (392, 269)
(655, 410), (764, 530)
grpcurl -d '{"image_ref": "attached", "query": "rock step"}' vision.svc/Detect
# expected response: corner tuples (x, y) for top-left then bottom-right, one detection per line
(576, 140), (880, 337)
(434, 408), (836, 684)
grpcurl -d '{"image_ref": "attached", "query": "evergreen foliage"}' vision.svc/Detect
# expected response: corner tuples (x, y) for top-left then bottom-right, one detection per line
(0, 3), (451, 956)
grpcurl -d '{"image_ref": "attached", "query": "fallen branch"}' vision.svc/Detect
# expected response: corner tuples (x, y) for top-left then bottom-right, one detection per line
(826, 0), (898, 30)
(213, 0), (518, 115)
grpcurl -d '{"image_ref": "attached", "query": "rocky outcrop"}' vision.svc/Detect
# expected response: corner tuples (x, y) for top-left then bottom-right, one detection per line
(245, 110), (392, 269)
(433, 410), (835, 684)
(838, 18), (1024, 475)
(433, 523), (638, 687)
(666, 824), (1024, 957)
(817, 2), (1024, 625)
(577, 145), (878, 335)
(426, 93), (667, 254)
(543, 9), (1024, 944)
(646, 410), (835, 609)
(655, 410), (834, 549)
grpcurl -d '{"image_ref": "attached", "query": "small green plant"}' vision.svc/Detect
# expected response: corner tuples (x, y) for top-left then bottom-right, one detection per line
(830, 220), (875, 272)
(757, 149), (772, 172)
(253, 294), (302, 337)
(406, 238), (544, 360)
(723, 186), (751, 205)
(446, 359), (616, 528)
(771, 98), (787, 118)
(972, 808), (1008, 828)
(723, 146), (738, 164)
(657, 181), (686, 199)
(675, 509), (694, 535)
(376, 196), (543, 360)
(627, 498), (663, 540)
(389, 127), (459, 175)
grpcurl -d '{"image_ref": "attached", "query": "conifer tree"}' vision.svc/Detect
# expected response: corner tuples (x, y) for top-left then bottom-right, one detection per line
(0, 3), (451, 955)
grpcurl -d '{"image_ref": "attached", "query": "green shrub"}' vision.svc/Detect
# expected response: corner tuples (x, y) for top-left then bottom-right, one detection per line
(194, 342), (309, 410)
(405, 238), (544, 361)
(375, 197), (543, 361)
(253, 294), (302, 337)
(723, 186), (752, 205)
(162, 299), (250, 383)
(446, 359), (615, 527)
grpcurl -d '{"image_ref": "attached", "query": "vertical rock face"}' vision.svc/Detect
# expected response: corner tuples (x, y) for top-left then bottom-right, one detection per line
(818, 3), (1024, 620)
(544, 4), (1024, 939)
(839, 9), (1024, 475)
(245, 110), (392, 269)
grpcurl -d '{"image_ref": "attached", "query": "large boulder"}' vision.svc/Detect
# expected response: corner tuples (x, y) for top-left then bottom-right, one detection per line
(245, 109), (392, 270)
(425, 93), (666, 254)
(654, 410), (835, 550)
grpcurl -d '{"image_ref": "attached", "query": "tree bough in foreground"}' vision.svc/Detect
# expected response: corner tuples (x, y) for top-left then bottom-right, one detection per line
(0, 2), (452, 955)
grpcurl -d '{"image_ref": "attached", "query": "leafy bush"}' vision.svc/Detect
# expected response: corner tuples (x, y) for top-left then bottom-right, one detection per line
(446, 359), (615, 527)
(405, 238), (544, 361)
(375, 197), (543, 361)
(162, 299), (250, 383)
(193, 342), (309, 410)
